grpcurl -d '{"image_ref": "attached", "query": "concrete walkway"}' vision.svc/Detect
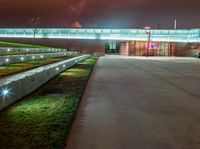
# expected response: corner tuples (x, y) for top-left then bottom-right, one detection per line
(66, 55), (200, 149)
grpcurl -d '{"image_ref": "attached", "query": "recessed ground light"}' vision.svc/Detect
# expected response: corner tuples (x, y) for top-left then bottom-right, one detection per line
(2, 89), (9, 96)
(1, 88), (11, 99)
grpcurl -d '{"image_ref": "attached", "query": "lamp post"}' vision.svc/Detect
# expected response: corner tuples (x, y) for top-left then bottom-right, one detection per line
(144, 26), (151, 57)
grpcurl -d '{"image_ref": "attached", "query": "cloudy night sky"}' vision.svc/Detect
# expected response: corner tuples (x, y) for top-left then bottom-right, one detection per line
(0, 0), (199, 28)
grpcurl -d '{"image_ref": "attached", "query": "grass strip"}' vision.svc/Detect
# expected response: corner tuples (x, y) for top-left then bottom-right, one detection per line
(0, 41), (49, 48)
(0, 55), (77, 78)
(0, 56), (98, 149)
(0, 52), (62, 56)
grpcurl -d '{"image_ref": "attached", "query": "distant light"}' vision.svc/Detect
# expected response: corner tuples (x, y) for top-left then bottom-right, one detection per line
(144, 26), (151, 30)
(56, 67), (59, 71)
(26, 49), (29, 51)
(20, 57), (24, 61)
(63, 64), (66, 68)
(32, 56), (35, 59)
(5, 58), (9, 62)
(40, 55), (44, 58)
(7, 49), (11, 52)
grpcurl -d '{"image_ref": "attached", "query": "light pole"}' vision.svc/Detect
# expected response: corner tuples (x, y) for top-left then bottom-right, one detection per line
(144, 26), (151, 57)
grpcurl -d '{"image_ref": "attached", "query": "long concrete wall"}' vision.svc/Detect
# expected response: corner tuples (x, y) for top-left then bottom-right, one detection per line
(0, 55), (90, 111)
(0, 47), (67, 53)
(64, 39), (105, 56)
(0, 51), (78, 66)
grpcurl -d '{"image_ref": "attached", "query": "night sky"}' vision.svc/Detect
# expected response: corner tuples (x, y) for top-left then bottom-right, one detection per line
(0, 0), (199, 28)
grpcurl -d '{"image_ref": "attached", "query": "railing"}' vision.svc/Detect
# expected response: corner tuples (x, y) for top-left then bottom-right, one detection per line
(0, 28), (199, 43)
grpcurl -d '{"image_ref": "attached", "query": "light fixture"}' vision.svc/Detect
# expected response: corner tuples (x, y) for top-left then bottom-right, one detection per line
(5, 58), (9, 62)
(56, 67), (59, 71)
(1, 87), (11, 99)
(2, 89), (9, 96)
(7, 48), (11, 52)
(32, 56), (35, 59)
(40, 55), (44, 58)
(20, 57), (24, 61)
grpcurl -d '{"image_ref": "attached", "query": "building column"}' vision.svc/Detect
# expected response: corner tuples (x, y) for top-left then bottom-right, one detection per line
(128, 41), (135, 56)
(119, 42), (129, 56)
(169, 43), (177, 56)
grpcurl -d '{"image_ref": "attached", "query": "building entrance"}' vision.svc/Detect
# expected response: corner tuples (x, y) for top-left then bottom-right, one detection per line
(105, 42), (120, 54)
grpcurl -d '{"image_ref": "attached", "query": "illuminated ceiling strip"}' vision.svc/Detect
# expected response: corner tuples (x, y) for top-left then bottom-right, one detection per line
(0, 28), (199, 42)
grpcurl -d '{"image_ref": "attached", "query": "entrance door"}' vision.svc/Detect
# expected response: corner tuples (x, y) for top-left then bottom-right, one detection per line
(105, 42), (120, 54)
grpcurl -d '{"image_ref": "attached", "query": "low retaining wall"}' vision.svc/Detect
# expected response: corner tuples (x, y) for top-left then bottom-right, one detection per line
(0, 54), (90, 111)
(0, 51), (78, 66)
(0, 47), (67, 53)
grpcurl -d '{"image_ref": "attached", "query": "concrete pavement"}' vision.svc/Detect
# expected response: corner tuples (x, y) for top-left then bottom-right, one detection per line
(66, 55), (200, 149)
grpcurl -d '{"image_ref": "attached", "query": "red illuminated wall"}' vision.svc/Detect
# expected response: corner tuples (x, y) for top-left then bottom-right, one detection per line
(119, 42), (129, 56)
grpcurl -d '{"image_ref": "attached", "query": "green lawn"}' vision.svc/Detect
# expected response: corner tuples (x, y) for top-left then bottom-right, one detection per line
(0, 56), (98, 149)
(0, 51), (58, 56)
(0, 41), (49, 48)
(0, 56), (76, 77)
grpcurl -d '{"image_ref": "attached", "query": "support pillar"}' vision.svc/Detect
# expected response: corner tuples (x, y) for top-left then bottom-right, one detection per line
(169, 43), (176, 56)
(119, 42), (129, 56)
(128, 41), (135, 56)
